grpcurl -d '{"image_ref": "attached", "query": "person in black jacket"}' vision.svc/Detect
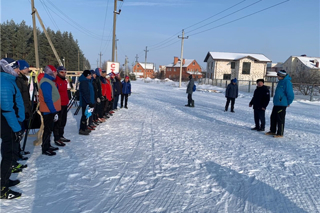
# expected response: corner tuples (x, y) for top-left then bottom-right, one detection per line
(225, 78), (238, 112)
(249, 79), (270, 131)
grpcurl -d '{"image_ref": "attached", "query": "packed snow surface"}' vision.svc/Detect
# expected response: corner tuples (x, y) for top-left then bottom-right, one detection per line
(1, 79), (320, 213)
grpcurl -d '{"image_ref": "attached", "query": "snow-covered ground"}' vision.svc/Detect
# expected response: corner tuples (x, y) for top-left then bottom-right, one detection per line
(1, 79), (320, 213)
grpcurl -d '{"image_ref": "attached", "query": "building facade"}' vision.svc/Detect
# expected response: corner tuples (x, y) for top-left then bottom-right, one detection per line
(133, 62), (155, 78)
(165, 57), (202, 80)
(204, 52), (271, 82)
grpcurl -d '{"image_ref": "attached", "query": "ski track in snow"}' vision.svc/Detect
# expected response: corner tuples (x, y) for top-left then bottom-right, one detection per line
(1, 80), (320, 213)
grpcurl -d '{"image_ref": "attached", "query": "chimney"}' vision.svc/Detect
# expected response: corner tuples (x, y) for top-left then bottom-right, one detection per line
(301, 54), (307, 57)
(183, 59), (185, 65)
(174, 57), (179, 65)
(315, 59), (319, 68)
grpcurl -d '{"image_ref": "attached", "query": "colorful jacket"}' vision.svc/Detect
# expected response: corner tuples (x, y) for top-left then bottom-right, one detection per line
(16, 73), (32, 116)
(273, 75), (294, 106)
(55, 74), (69, 106)
(79, 74), (95, 106)
(122, 80), (131, 95)
(39, 74), (61, 114)
(1, 72), (25, 132)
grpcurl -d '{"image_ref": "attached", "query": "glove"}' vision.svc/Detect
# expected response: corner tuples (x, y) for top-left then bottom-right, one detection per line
(88, 107), (94, 113)
(54, 114), (59, 122)
(97, 97), (101, 103)
(14, 130), (24, 143)
(89, 103), (95, 108)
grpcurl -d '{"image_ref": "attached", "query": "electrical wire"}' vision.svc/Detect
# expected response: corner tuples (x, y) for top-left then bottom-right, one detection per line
(39, 0), (60, 31)
(100, 0), (111, 52)
(188, 0), (290, 37)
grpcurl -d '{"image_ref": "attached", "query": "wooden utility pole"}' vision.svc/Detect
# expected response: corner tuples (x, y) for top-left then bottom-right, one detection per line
(125, 55), (128, 76)
(31, 0), (40, 69)
(35, 9), (63, 66)
(178, 29), (188, 88)
(99, 52), (103, 68)
(112, 0), (123, 62)
(97, 59), (99, 68)
(144, 46), (149, 79)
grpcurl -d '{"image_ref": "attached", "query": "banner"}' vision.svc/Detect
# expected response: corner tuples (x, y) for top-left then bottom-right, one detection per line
(106, 62), (120, 74)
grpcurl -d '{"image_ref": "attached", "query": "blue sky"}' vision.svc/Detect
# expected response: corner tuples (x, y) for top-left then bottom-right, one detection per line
(1, 0), (319, 70)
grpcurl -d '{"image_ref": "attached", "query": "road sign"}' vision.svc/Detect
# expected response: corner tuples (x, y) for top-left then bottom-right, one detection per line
(106, 61), (120, 74)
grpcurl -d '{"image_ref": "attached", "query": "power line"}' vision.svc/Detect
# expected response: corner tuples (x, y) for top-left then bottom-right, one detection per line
(148, 30), (181, 48)
(185, 0), (263, 34)
(188, 0), (290, 37)
(39, 0), (60, 30)
(100, 0), (111, 52)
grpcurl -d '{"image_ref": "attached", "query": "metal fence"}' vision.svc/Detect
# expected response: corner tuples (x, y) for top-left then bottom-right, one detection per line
(199, 78), (320, 101)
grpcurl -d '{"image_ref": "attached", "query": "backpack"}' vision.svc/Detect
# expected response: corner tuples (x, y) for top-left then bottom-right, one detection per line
(193, 84), (196, 92)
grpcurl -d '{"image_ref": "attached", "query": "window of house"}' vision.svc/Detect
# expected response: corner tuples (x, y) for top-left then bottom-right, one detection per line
(211, 62), (214, 70)
(223, 74), (231, 80)
(193, 62), (195, 65)
(137, 65), (139, 68)
(242, 62), (251, 74)
(174, 68), (176, 72)
(231, 62), (235, 69)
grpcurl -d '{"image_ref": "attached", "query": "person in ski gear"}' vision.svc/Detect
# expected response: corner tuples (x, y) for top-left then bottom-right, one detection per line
(79, 70), (95, 135)
(39, 65), (61, 156)
(249, 79), (270, 131)
(121, 76), (131, 109)
(266, 70), (294, 138)
(185, 75), (194, 107)
(53, 66), (70, 146)
(0, 58), (25, 199)
(225, 78), (238, 112)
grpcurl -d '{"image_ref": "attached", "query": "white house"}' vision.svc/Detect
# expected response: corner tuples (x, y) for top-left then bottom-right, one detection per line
(204, 52), (271, 82)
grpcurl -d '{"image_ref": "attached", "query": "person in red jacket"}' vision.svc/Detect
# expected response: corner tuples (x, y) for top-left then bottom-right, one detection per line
(105, 74), (113, 116)
(53, 66), (70, 146)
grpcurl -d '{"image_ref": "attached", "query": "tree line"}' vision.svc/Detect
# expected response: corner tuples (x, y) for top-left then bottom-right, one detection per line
(1, 20), (90, 70)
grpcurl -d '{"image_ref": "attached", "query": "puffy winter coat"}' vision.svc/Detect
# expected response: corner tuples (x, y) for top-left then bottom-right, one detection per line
(273, 75), (294, 106)
(225, 83), (238, 99)
(55, 74), (69, 106)
(100, 76), (107, 97)
(113, 78), (121, 96)
(79, 74), (95, 106)
(186, 78), (194, 94)
(122, 80), (131, 95)
(92, 77), (102, 100)
(249, 85), (270, 110)
(16, 73), (32, 116)
(1, 71), (25, 132)
(39, 74), (61, 114)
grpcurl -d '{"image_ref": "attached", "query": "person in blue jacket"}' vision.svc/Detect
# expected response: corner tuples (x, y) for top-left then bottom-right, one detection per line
(0, 58), (25, 199)
(112, 74), (121, 110)
(266, 70), (294, 138)
(225, 78), (238, 112)
(121, 76), (131, 109)
(79, 70), (95, 135)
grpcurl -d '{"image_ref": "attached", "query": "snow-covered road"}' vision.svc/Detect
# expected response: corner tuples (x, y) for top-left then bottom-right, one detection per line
(2, 79), (320, 213)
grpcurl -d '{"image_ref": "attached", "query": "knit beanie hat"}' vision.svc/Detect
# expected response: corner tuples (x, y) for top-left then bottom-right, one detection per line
(18, 60), (30, 70)
(90, 70), (95, 75)
(95, 68), (101, 76)
(57, 66), (66, 72)
(277, 70), (287, 77)
(256, 79), (264, 84)
(125, 76), (129, 79)
(83, 70), (91, 77)
(0, 58), (19, 77)
(232, 78), (237, 83)
(44, 65), (57, 78)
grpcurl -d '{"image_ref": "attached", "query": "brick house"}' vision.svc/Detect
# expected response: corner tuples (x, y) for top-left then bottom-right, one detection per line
(204, 52), (271, 82)
(133, 62), (155, 78)
(165, 57), (202, 81)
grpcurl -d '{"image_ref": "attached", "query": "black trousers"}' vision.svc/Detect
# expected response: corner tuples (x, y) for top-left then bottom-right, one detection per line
(1, 114), (16, 188)
(270, 106), (287, 136)
(187, 94), (193, 106)
(104, 100), (110, 115)
(41, 113), (55, 152)
(99, 100), (106, 118)
(93, 103), (99, 121)
(225, 98), (235, 111)
(53, 105), (68, 141)
(113, 95), (119, 109)
(121, 94), (128, 107)
(80, 105), (88, 131)
(254, 109), (266, 129)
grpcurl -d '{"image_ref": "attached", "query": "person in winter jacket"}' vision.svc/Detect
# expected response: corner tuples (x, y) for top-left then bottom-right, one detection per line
(15, 60), (31, 159)
(99, 70), (108, 121)
(105, 74), (113, 116)
(39, 65), (61, 156)
(121, 76), (131, 109)
(225, 78), (238, 112)
(0, 58), (25, 199)
(266, 70), (294, 138)
(249, 79), (270, 131)
(185, 75), (194, 107)
(112, 74), (121, 110)
(79, 70), (95, 135)
(53, 66), (70, 146)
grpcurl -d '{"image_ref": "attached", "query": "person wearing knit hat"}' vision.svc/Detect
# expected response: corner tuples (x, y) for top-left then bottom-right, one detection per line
(266, 70), (294, 138)
(57, 66), (66, 73)
(39, 65), (61, 156)
(0, 58), (25, 199)
(249, 78), (270, 131)
(224, 78), (238, 112)
(18, 60), (30, 72)
(121, 75), (131, 109)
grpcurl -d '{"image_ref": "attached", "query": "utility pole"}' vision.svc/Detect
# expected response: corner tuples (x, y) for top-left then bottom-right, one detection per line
(99, 52), (103, 68)
(97, 59), (99, 68)
(135, 54), (139, 63)
(144, 46), (149, 79)
(115, 37), (119, 62)
(31, 0), (40, 69)
(124, 55), (128, 76)
(112, 0), (123, 62)
(178, 29), (188, 88)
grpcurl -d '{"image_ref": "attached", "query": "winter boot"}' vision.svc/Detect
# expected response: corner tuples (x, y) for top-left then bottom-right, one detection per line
(49, 146), (59, 151)
(60, 137), (70, 142)
(273, 135), (283, 138)
(8, 179), (20, 187)
(42, 150), (56, 156)
(257, 128), (265, 132)
(191, 100), (194, 107)
(11, 167), (23, 173)
(1, 187), (21, 199)
(251, 127), (259, 130)
(265, 131), (276, 135)
(79, 129), (90, 135)
(54, 140), (66, 147)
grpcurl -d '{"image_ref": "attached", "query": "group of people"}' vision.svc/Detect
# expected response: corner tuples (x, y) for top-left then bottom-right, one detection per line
(0, 57), (131, 199)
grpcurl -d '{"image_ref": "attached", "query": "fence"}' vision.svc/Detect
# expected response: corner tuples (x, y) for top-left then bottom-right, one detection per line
(199, 78), (320, 101)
